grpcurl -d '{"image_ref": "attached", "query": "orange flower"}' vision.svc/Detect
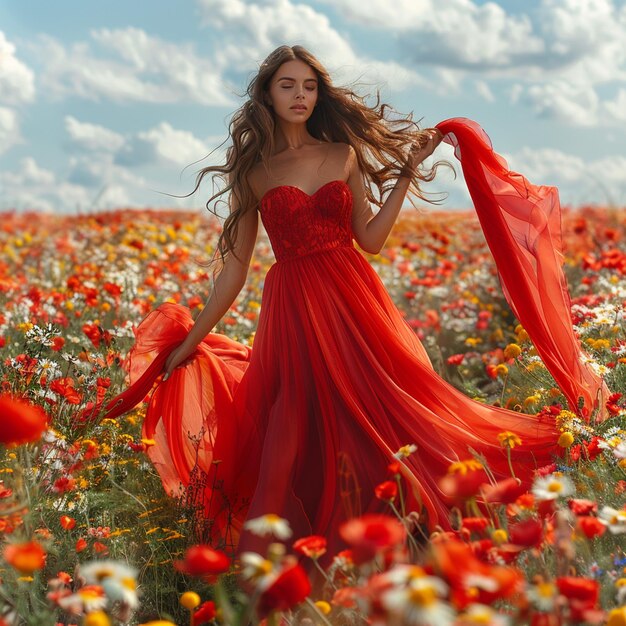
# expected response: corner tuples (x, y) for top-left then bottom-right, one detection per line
(4, 540), (47, 574)
(0, 394), (49, 446)
(60, 515), (76, 530)
(76, 537), (88, 552)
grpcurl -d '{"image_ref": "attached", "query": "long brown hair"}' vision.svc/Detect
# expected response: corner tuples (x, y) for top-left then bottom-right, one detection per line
(182, 45), (451, 270)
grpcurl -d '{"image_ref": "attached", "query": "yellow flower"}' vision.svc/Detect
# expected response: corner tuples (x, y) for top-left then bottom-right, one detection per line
(498, 431), (522, 448)
(315, 601), (332, 615)
(515, 324), (530, 342)
(607, 607), (626, 626)
(180, 591), (201, 610)
(84, 611), (112, 626)
(524, 395), (541, 408)
(447, 459), (484, 475)
(465, 337), (482, 347)
(558, 432), (574, 448)
(492, 529), (508, 545)
(504, 343), (522, 359)
(495, 364), (508, 377)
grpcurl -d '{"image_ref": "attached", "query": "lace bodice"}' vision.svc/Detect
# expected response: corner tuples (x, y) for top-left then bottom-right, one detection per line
(259, 179), (354, 263)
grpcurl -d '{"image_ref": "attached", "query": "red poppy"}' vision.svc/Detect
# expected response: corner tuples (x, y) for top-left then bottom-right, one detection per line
(439, 464), (489, 500)
(430, 538), (523, 609)
(577, 516), (606, 539)
(0, 394), (49, 446)
(461, 517), (490, 533)
(193, 600), (216, 625)
(4, 540), (47, 574)
(387, 461), (401, 475)
(51, 336), (65, 351)
(174, 544), (230, 576)
(508, 517), (544, 548)
(556, 576), (599, 622)
(293, 535), (327, 559)
(49, 377), (82, 405)
(75, 537), (88, 552)
(374, 480), (398, 501)
(480, 477), (527, 505)
(568, 499), (597, 516)
(53, 476), (76, 493)
(258, 563), (311, 617)
(339, 514), (406, 565)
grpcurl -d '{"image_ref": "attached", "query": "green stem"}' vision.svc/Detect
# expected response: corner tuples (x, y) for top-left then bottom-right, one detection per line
(395, 473), (406, 518)
(312, 556), (337, 591)
(506, 446), (517, 479)
(389, 501), (421, 558)
(305, 598), (334, 626)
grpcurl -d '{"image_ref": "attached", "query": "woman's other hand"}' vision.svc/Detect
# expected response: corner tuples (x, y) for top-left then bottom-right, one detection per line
(163, 341), (196, 381)
(401, 128), (444, 178)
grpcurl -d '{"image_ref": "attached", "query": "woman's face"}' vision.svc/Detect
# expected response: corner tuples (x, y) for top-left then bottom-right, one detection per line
(266, 59), (318, 123)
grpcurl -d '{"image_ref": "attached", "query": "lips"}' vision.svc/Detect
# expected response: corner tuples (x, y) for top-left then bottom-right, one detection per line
(290, 106), (307, 110)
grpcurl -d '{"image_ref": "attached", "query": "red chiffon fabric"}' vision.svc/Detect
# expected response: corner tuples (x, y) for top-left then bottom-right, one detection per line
(435, 118), (608, 419)
(99, 118), (605, 558)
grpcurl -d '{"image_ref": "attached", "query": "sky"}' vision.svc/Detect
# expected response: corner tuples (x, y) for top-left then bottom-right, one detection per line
(1, 0), (625, 214)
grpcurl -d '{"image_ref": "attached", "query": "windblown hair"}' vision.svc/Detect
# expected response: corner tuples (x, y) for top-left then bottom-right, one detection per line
(182, 44), (452, 271)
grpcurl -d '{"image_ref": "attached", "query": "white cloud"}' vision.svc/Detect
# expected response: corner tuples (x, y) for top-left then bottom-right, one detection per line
(524, 81), (599, 127)
(0, 31), (36, 105)
(117, 122), (212, 166)
(196, 0), (428, 92)
(0, 157), (88, 213)
(505, 146), (626, 207)
(317, 0), (626, 128)
(475, 80), (495, 102)
(64, 116), (125, 152)
(31, 28), (235, 105)
(317, 0), (544, 68)
(602, 88), (626, 123)
(0, 107), (22, 155)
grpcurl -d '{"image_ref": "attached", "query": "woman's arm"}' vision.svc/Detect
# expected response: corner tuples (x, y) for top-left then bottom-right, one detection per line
(163, 196), (259, 377)
(349, 129), (443, 255)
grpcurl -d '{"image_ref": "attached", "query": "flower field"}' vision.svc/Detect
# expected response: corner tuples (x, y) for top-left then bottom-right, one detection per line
(0, 205), (625, 625)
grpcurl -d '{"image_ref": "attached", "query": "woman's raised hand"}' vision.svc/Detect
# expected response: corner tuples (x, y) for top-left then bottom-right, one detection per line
(401, 128), (444, 178)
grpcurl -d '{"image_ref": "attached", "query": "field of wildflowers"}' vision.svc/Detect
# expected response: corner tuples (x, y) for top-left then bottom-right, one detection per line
(0, 205), (625, 625)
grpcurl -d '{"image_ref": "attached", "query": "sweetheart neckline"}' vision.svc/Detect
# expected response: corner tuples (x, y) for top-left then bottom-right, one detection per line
(259, 179), (351, 205)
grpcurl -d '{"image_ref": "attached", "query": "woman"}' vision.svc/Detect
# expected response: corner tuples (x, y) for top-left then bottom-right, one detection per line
(101, 45), (607, 559)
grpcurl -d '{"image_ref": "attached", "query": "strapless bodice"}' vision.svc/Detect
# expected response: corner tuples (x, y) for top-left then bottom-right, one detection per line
(258, 179), (354, 263)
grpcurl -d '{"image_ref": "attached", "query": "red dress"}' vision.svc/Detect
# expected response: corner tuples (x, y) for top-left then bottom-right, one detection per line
(100, 118), (607, 558)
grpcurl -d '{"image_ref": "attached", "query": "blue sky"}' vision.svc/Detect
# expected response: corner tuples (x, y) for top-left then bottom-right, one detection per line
(1, 0), (625, 213)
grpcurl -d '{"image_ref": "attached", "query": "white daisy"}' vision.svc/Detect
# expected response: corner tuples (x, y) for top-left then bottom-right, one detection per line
(612, 441), (626, 460)
(527, 580), (558, 612)
(394, 444), (418, 460)
(57, 585), (108, 613)
(240, 552), (277, 591)
(78, 560), (138, 608)
(531, 474), (575, 501)
(598, 506), (626, 534)
(243, 514), (292, 539)
(458, 603), (510, 626)
(381, 574), (454, 626)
